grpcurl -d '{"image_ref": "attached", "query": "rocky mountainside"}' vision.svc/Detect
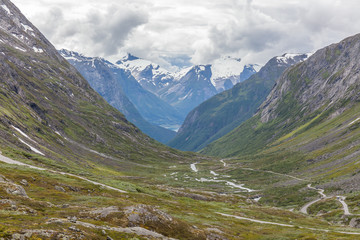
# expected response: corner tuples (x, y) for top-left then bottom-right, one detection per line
(116, 54), (259, 119)
(0, 0), (167, 165)
(59, 50), (176, 143)
(62, 50), (183, 132)
(169, 53), (310, 151)
(202, 34), (360, 179)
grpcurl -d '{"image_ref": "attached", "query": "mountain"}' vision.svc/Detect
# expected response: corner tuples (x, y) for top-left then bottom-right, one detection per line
(169, 53), (310, 151)
(117, 54), (259, 118)
(116, 53), (174, 96)
(202, 34), (360, 172)
(59, 50), (176, 143)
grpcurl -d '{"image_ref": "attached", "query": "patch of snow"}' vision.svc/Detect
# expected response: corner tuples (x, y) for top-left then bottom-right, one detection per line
(220, 159), (227, 167)
(276, 53), (312, 65)
(55, 131), (61, 136)
(33, 46), (44, 53)
(190, 163), (198, 173)
(210, 171), (219, 176)
(348, 117), (360, 126)
(211, 56), (244, 88)
(21, 23), (34, 32)
(173, 66), (192, 80)
(12, 126), (36, 144)
(252, 64), (262, 72)
(253, 197), (262, 202)
(17, 138), (45, 156)
(178, 91), (192, 101)
(1, 4), (11, 15)
(14, 46), (27, 52)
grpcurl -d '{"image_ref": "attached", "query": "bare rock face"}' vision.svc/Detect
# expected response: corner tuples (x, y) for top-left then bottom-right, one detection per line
(90, 206), (121, 218)
(350, 218), (360, 228)
(124, 204), (173, 227)
(5, 183), (28, 197)
(0, 174), (28, 198)
(260, 34), (360, 123)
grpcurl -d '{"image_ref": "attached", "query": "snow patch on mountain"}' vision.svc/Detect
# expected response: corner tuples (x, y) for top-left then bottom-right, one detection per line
(210, 56), (260, 91)
(276, 53), (313, 65)
(1, 4), (11, 15)
(20, 23), (34, 33)
(33, 46), (43, 53)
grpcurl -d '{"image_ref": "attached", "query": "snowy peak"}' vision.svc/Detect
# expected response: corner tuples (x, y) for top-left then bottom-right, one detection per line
(59, 49), (115, 70)
(211, 56), (243, 81)
(120, 53), (140, 62)
(276, 53), (312, 65)
(210, 56), (260, 91)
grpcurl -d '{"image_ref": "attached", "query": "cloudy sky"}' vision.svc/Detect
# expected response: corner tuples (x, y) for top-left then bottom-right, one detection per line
(12, 0), (360, 71)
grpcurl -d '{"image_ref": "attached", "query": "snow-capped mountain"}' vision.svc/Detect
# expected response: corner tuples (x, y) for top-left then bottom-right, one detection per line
(116, 54), (173, 95)
(116, 54), (260, 117)
(59, 49), (183, 135)
(210, 56), (261, 92)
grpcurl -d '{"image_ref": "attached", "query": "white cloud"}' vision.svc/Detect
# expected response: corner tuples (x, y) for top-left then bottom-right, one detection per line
(12, 0), (360, 70)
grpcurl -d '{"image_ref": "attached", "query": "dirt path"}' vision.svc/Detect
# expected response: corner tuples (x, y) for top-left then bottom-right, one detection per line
(0, 153), (127, 193)
(218, 212), (360, 235)
(300, 184), (351, 215)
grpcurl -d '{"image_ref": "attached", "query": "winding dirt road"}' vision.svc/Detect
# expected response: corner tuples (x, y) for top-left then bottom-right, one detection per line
(300, 184), (351, 215)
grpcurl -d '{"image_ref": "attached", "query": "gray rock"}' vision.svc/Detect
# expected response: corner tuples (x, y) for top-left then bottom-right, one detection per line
(68, 226), (81, 232)
(90, 206), (120, 218)
(55, 185), (66, 192)
(350, 218), (360, 228)
(20, 179), (28, 186)
(5, 183), (28, 198)
(68, 216), (77, 223)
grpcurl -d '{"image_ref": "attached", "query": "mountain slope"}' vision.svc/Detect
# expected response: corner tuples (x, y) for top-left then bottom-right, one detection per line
(59, 50), (176, 143)
(0, 0), (191, 173)
(169, 54), (310, 151)
(202, 34), (360, 172)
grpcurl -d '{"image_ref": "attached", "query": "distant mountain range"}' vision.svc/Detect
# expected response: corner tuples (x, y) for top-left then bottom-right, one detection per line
(116, 54), (260, 120)
(59, 50), (177, 143)
(169, 53), (311, 151)
(61, 50), (260, 138)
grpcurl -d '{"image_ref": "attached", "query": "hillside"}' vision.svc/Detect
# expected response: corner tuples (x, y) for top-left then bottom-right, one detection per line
(59, 50), (176, 143)
(169, 54), (310, 151)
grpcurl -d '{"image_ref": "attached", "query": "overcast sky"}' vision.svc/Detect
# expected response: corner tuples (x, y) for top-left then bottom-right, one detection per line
(12, 0), (360, 71)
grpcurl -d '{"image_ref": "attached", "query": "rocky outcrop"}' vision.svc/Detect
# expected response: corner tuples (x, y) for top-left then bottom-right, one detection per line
(260, 34), (360, 123)
(0, 174), (28, 198)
